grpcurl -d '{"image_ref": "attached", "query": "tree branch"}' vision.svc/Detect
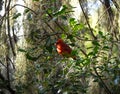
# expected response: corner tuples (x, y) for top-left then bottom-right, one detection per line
(78, 0), (97, 40)
(6, 0), (16, 56)
(93, 67), (112, 94)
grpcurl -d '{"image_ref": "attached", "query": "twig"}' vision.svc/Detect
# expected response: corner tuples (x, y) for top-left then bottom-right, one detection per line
(45, 9), (66, 33)
(44, 21), (56, 33)
(6, 0), (16, 56)
(0, 3), (37, 26)
(6, 55), (10, 90)
(93, 67), (112, 94)
(95, 6), (111, 25)
(7, 56), (15, 69)
(4, 0), (16, 93)
(0, 72), (15, 94)
(0, 60), (7, 68)
(111, 0), (120, 12)
(78, 0), (97, 40)
(44, 21), (60, 38)
(10, 4), (37, 15)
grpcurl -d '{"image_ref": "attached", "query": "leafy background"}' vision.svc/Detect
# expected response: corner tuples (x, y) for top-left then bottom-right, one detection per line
(0, 0), (120, 94)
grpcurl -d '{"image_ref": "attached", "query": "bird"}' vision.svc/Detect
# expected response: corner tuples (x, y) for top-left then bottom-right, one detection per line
(55, 39), (76, 60)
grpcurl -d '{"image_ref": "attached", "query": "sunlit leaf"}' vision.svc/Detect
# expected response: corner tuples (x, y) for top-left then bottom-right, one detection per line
(61, 34), (67, 39)
(69, 18), (76, 26)
(53, 5), (68, 16)
(73, 23), (84, 31)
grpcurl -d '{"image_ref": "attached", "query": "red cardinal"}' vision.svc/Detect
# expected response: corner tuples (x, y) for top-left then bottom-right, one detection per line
(56, 39), (76, 60)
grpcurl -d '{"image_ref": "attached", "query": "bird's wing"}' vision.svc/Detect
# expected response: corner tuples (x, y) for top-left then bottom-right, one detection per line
(62, 43), (72, 54)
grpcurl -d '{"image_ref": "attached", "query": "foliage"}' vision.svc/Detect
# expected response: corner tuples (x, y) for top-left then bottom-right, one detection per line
(0, 0), (120, 94)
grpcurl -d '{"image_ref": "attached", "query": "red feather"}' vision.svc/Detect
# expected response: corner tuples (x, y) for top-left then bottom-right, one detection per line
(56, 39), (76, 60)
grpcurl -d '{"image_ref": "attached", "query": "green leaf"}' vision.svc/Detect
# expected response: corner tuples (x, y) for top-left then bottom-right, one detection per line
(69, 18), (75, 22)
(27, 13), (32, 21)
(67, 35), (73, 40)
(88, 46), (99, 56)
(53, 5), (68, 16)
(46, 45), (53, 53)
(24, 9), (30, 14)
(71, 50), (77, 56)
(32, 0), (39, 1)
(93, 46), (99, 54)
(77, 23), (84, 29)
(12, 13), (21, 19)
(69, 18), (76, 26)
(69, 18), (84, 33)
(84, 58), (91, 65)
(98, 31), (103, 36)
(61, 34), (67, 39)
(60, 15), (67, 20)
(92, 40), (100, 46)
(18, 48), (26, 52)
(45, 37), (53, 53)
(88, 52), (94, 56)
(26, 53), (39, 61)
(73, 23), (84, 32)
(103, 46), (109, 50)
(98, 31), (106, 39)
(70, 43), (75, 46)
